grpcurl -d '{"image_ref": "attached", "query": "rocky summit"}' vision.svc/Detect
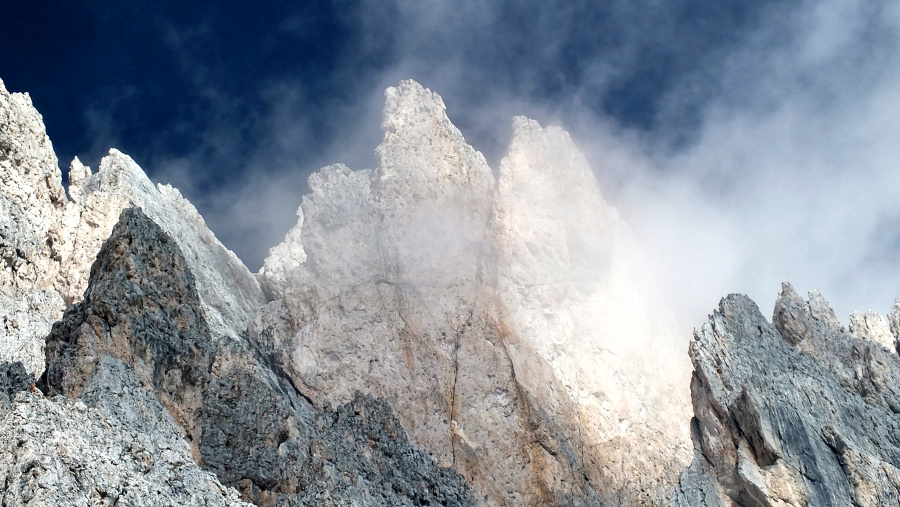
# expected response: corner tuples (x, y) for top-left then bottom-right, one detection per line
(2, 75), (900, 506)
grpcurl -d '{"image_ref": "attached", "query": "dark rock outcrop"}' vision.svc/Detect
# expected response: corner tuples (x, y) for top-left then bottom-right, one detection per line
(39, 207), (474, 505)
(43, 206), (215, 452)
(294, 393), (476, 506)
(0, 361), (30, 416)
(673, 284), (900, 506)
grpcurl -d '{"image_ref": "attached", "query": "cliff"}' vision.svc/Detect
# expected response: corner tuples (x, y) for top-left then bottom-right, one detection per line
(3, 75), (900, 506)
(673, 285), (900, 506)
(255, 80), (691, 504)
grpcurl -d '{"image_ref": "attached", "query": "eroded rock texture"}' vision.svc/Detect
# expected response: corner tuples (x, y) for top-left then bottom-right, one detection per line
(56, 152), (266, 340)
(2, 357), (249, 506)
(37, 207), (474, 506)
(294, 393), (476, 506)
(0, 78), (67, 378)
(673, 284), (900, 506)
(1, 75), (264, 380)
(256, 79), (692, 505)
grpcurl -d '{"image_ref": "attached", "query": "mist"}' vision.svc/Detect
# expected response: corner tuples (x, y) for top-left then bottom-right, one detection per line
(67, 0), (900, 332)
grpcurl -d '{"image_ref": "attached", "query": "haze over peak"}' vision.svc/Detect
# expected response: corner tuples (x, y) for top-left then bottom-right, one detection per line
(5, 60), (900, 504)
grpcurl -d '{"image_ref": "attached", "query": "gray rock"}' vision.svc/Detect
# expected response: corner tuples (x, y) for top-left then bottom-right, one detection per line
(43, 206), (217, 458)
(56, 153), (267, 341)
(292, 392), (476, 506)
(42, 207), (475, 506)
(1, 356), (249, 506)
(673, 284), (900, 506)
(0, 361), (30, 416)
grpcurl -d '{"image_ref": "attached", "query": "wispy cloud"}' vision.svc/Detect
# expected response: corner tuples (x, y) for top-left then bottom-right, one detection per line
(585, 0), (900, 325)
(105, 0), (900, 329)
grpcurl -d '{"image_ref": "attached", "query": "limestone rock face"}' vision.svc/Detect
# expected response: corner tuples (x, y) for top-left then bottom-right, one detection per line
(0, 361), (31, 417)
(850, 309), (897, 351)
(489, 116), (693, 504)
(43, 207), (224, 455)
(0, 78), (66, 290)
(257, 80), (692, 504)
(0, 78), (67, 378)
(673, 284), (900, 506)
(39, 207), (474, 506)
(257, 81), (502, 496)
(0, 358), (250, 506)
(56, 151), (266, 340)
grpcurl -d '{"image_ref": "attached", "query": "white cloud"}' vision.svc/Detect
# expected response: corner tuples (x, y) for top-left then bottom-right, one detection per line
(129, 0), (900, 331)
(350, 0), (900, 328)
(599, 0), (900, 325)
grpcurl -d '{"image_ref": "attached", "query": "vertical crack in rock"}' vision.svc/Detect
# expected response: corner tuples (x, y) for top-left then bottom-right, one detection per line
(38, 206), (475, 506)
(449, 312), (463, 470)
(254, 79), (692, 504)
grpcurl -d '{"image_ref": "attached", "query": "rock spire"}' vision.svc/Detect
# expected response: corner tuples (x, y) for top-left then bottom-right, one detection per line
(256, 79), (692, 504)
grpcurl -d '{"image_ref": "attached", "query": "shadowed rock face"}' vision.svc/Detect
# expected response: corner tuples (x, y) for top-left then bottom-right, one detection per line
(43, 207), (213, 438)
(0, 361), (30, 416)
(673, 284), (900, 506)
(294, 393), (477, 506)
(38, 207), (474, 506)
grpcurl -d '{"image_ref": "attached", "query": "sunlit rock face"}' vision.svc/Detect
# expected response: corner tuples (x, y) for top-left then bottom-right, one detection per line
(0, 78), (68, 378)
(257, 80), (509, 499)
(1, 74), (264, 380)
(488, 116), (693, 503)
(12, 72), (900, 507)
(258, 79), (693, 504)
(673, 284), (900, 506)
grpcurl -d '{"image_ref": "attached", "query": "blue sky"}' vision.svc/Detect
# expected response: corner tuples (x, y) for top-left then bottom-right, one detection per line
(3, 1), (900, 327)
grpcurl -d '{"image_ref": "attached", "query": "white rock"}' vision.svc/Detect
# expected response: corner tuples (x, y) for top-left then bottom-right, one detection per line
(0, 77), (68, 378)
(850, 309), (896, 351)
(488, 115), (693, 501)
(256, 80), (692, 504)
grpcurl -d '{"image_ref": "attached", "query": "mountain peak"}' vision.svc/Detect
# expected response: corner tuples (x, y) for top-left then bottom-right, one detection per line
(7, 76), (900, 506)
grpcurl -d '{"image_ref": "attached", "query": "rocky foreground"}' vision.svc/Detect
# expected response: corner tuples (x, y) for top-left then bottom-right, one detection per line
(3, 76), (900, 505)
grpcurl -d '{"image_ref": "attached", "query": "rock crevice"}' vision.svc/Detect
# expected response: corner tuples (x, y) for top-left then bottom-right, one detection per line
(674, 285), (900, 506)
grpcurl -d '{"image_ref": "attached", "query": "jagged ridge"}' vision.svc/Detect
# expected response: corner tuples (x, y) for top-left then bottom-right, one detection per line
(674, 284), (900, 506)
(254, 79), (692, 505)
(6, 73), (900, 507)
(34, 207), (475, 505)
